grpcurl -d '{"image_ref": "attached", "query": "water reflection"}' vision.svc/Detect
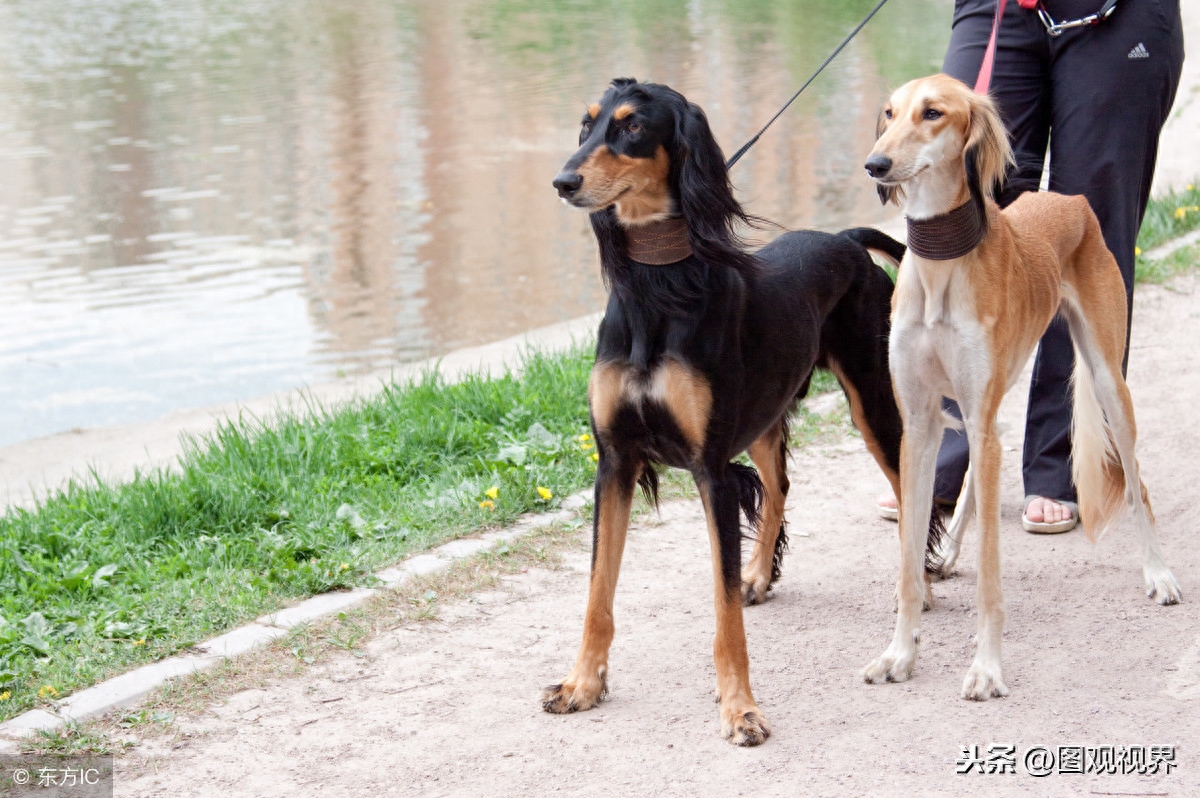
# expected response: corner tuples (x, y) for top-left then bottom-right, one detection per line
(0, 0), (949, 447)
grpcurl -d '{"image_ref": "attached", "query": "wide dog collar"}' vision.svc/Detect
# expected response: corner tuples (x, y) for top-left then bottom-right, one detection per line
(905, 200), (984, 261)
(625, 217), (693, 265)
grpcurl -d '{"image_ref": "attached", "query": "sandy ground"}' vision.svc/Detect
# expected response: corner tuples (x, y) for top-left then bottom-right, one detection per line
(107, 271), (1200, 797)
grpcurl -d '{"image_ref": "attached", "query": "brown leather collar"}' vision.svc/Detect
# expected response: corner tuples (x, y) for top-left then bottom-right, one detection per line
(624, 217), (693, 265)
(906, 200), (984, 261)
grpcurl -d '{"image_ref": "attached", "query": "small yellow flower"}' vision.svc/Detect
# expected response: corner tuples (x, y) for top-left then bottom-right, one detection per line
(578, 433), (591, 442)
(0, 691), (10, 701)
(1188, 184), (1195, 191)
(580, 442), (594, 451)
(484, 486), (499, 500)
(536, 486), (553, 500)
(591, 452), (600, 462)
(1174, 207), (1188, 220)
(38, 685), (58, 699)
(479, 499), (495, 510)
(340, 563), (349, 571)
(1192, 205), (1199, 212)
(132, 638), (146, 647)
(1135, 246), (1142, 256)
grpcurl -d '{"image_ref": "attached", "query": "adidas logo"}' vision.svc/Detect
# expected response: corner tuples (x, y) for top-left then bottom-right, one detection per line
(1128, 42), (1150, 59)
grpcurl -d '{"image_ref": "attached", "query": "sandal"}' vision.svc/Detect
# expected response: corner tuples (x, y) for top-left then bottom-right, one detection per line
(875, 492), (955, 522)
(1022, 495), (1078, 534)
(876, 492), (899, 521)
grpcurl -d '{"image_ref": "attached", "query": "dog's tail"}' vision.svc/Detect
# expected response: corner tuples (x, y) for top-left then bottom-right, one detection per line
(1069, 350), (1129, 541)
(729, 461), (765, 534)
(840, 226), (905, 270)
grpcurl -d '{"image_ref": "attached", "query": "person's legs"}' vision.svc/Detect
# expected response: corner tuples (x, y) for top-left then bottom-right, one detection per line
(934, 0), (1050, 505)
(1021, 0), (1185, 509)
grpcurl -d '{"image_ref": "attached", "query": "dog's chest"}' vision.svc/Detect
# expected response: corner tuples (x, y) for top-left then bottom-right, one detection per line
(588, 359), (712, 466)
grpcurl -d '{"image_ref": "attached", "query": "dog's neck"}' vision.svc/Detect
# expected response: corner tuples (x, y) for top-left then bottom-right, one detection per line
(623, 217), (693, 265)
(898, 163), (983, 260)
(906, 199), (984, 261)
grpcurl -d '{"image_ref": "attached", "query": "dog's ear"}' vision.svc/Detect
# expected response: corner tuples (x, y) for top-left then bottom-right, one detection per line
(964, 92), (1013, 210)
(877, 182), (898, 206)
(873, 105), (899, 206)
(673, 99), (731, 223)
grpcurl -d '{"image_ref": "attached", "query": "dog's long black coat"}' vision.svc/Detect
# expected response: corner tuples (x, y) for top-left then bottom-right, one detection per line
(544, 78), (939, 744)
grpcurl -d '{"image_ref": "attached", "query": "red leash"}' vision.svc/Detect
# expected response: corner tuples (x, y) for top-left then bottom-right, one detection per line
(975, 0), (1041, 94)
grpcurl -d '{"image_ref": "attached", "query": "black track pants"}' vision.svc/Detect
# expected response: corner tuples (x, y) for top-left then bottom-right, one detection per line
(932, 0), (1184, 505)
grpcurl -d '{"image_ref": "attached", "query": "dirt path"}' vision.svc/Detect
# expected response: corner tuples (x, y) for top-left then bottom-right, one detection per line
(109, 272), (1200, 797)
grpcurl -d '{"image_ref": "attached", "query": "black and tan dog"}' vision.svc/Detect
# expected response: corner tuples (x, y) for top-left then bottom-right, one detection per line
(543, 77), (938, 745)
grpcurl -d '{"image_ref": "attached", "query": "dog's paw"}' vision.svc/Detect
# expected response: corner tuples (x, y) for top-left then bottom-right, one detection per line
(961, 660), (1008, 701)
(1145, 566), (1182, 605)
(720, 707), (771, 746)
(863, 644), (917, 685)
(741, 574), (771, 606)
(541, 668), (607, 714)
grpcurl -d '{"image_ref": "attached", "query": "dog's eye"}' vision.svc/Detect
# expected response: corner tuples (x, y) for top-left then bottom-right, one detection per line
(883, 108), (893, 120)
(627, 122), (642, 134)
(581, 120), (593, 133)
(923, 108), (943, 121)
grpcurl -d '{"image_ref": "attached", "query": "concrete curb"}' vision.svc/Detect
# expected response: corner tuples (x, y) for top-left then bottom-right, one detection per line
(0, 491), (589, 750)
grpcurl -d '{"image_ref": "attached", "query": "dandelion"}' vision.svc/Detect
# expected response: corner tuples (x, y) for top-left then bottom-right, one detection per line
(1174, 206), (1188, 220)
(0, 691), (10, 701)
(1135, 246), (1142, 256)
(340, 563), (349, 571)
(132, 638), (146, 647)
(1189, 184), (1195, 191)
(479, 499), (495, 510)
(580, 442), (595, 451)
(1192, 205), (1199, 212)
(537, 486), (553, 500)
(38, 685), (58, 699)
(591, 452), (600, 462)
(485, 486), (499, 500)
(578, 433), (591, 442)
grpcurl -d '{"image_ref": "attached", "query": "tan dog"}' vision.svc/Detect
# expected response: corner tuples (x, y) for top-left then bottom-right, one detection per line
(861, 74), (1181, 700)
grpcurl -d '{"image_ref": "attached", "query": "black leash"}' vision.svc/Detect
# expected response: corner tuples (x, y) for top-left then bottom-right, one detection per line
(725, 0), (892, 170)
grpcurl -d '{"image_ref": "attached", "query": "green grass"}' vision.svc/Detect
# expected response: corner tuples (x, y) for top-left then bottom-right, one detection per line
(1137, 182), (1200, 252)
(0, 346), (597, 720)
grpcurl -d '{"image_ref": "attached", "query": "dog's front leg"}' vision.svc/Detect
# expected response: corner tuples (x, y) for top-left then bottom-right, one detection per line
(864, 390), (943, 685)
(699, 470), (770, 746)
(961, 418), (1008, 699)
(541, 451), (639, 714)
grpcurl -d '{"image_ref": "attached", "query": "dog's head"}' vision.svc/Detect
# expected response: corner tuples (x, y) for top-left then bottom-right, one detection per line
(552, 78), (732, 228)
(865, 74), (1012, 215)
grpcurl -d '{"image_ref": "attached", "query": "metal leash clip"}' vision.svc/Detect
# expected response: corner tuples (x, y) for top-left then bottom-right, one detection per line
(1036, 0), (1118, 36)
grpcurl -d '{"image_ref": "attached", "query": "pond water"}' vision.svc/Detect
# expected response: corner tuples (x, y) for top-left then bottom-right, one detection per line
(0, 0), (950, 448)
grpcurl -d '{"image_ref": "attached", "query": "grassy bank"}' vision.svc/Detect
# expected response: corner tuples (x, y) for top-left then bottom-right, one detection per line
(1136, 182), (1200, 283)
(0, 347), (600, 719)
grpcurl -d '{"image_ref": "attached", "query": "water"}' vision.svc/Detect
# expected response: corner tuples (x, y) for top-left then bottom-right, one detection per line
(0, 0), (950, 448)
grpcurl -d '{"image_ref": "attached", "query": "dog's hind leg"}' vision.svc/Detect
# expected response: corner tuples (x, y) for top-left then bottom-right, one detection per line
(741, 419), (789, 606)
(542, 450), (641, 714)
(938, 462), (974, 576)
(1060, 287), (1181, 604)
(699, 467), (771, 746)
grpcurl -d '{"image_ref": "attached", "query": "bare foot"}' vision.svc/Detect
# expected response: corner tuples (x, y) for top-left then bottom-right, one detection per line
(1024, 496), (1073, 525)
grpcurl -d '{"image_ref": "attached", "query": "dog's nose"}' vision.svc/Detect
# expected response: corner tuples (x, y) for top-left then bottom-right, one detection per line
(553, 172), (582, 198)
(864, 155), (893, 180)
